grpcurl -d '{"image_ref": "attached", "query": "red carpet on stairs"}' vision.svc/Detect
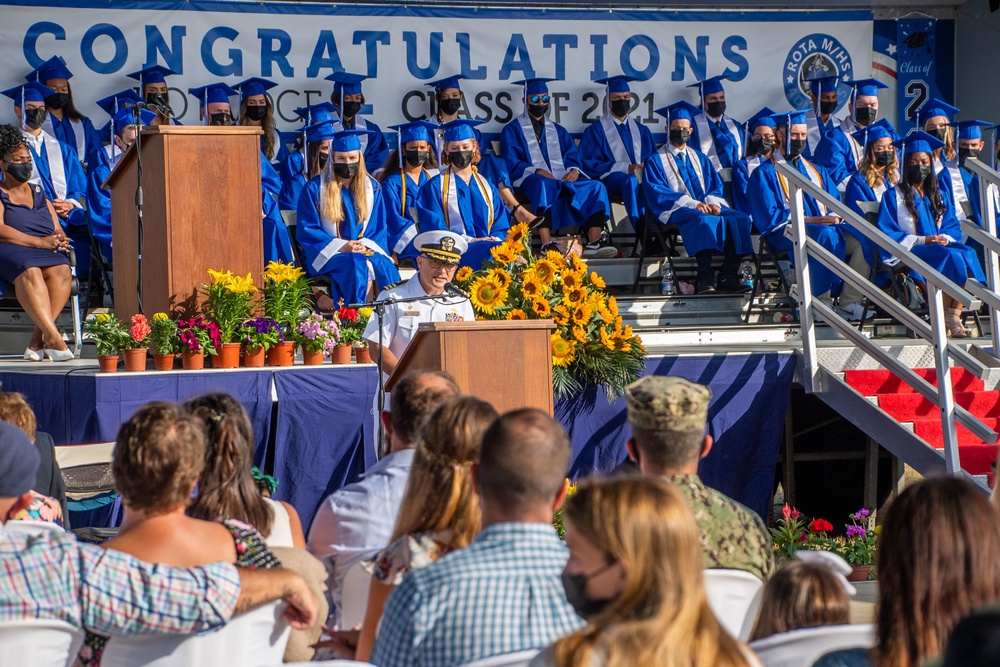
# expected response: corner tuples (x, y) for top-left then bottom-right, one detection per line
(844, 368), (999, 480)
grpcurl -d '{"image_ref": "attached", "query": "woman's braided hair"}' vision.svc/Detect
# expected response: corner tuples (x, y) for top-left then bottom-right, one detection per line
(0, 125), (26, 161)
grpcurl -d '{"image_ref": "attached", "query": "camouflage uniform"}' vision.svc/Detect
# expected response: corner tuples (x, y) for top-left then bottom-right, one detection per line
(625, 375), (775, 582)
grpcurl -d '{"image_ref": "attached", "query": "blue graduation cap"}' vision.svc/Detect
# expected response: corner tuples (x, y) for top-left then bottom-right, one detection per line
(26, 56), (73, 83)
(894, 130), (945, 156)
(950, 119), (993, 141)
(745, 106), (778, 132)
(850, 119), (898, 146)
(653, 100), (702, 124)
(388, 120), (437, 145)
(326, 71), (368, 98)
(187, 83), (237, 108)
(126, 65), (176, 88)
(233, 77), (277, 101)
(687, 74), (728, 97)
(102, 107), (157, 161)
(1, 82), (56, 105)
(513, 78), (557, 96)
(806, 74), (838, 96)
(426, 74), (465, 92)
(440, 118), (484, 143)
(770, 110), (809, 127)
(912, 97), (960, 125)
(293, 102), (339, 125)
(96, 89), (143, 117)
(305, 121), (337, 144)
(594, 75), (635, 94)
(331, 128), (375, 153)
(847, 78), (888, 100)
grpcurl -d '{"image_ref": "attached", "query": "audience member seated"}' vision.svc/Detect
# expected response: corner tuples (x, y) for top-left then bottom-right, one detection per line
(0, 421), (319, 651)
(371, 408), (583, 665)
(940, 606), (1000, 667)
(623, 375), (774, 581)
(185, 393), (305, 549)
(747, 555), (852, 641)
(0, 124), (74, 361)
(78, 401), (281, 666)
(307, 370), (460, 626)
(814, 476), (1000, 667)
(0, 391), (66, 526)
(530, 476), (760, 667)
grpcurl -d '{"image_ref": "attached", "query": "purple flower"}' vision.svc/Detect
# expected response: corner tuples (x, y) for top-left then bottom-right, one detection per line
(854, 508), (870, 519)
(846, 525), (867, 539)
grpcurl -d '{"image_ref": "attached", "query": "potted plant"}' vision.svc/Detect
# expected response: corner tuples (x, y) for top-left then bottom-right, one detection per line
(297, 313), (340, 365)
(176, 317), (220, 370)
(835, 509), (878, 580)
(122, 314), (151, 372)
(261, 261), (309, 366)
(85, 313), (129, 372)
(203, 269), (257, 369)
(240, 317), (283, 367)
(335, 305), (364, 364)
(149, 313), (179, 370)
(354, 307), (373, 363)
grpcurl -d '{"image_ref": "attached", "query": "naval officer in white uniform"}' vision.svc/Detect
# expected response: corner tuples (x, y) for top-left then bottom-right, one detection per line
(363, 230), (475, 376)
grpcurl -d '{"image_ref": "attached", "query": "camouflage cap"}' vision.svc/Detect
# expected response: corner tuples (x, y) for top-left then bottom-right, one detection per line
(625, 375), (711, 432)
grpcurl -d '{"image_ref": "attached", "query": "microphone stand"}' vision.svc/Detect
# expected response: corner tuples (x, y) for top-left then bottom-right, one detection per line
(131, 104), (145, 314)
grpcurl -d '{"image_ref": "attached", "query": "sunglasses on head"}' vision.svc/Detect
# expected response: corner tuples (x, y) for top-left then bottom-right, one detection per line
(529, 95), (551, 104)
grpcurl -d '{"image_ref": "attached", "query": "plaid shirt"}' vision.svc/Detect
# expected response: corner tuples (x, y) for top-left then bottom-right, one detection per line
(372, 522), (584, 667)
(0, 524), (240, 636)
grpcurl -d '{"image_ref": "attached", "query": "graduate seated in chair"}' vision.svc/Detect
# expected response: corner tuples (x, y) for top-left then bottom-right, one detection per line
(803, 73), (841, 159)
(642, 100), (752, 295)
(813, 78), (888, 194)
(326, 72), (390, 174)
(296, 129), (400, 308)
(27, 56), (102, 170)
(279, 102), (339, 214)
(125, 65), (179, 127)
(233, 77), (286, 164)
(686, 74), (746, 173)
(379, 120), (439, 266)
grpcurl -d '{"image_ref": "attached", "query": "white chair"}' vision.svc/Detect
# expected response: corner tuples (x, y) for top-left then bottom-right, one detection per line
(0, 618), (84, 667)
(339, 561), (373, 629)
(748, 624), (875, 667)
(459, 649), (542, 667)
(101, 601), (289, 667)
(704, 568), (765, 640)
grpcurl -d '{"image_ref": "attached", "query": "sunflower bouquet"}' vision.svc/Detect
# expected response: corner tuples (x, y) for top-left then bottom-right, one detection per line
(452, 223), (646, 398)
(203, 269), (258, 343)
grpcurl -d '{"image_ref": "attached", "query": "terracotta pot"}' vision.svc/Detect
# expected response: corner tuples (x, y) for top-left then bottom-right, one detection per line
(153, 354), (175, 371)
(847, 565), (874, 582)
(354, 346), (371, 364)
(302, 348), (325, 365)
(216, 343), (241, 369)
(123, 348), (147, 372)
(243, 346), (266, 367)
(331, 343), (352, 365)
(98, 355), (119, 373)
(181, 350), (205, 370)
(267, 341), (296, 367)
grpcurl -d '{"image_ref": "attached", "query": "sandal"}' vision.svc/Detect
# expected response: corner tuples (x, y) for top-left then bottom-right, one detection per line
(945, 308), (971, 338)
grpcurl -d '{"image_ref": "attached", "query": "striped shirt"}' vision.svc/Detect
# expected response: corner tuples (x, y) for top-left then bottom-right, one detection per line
(0, 524), (240, 636)
(372, 522), (584, 667)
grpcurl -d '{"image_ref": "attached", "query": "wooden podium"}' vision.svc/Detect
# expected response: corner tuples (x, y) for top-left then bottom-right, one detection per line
(386, 320), (556, 415)
(104, 125), (264, 317)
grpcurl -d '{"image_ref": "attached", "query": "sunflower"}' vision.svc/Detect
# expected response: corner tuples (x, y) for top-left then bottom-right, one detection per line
(619, 341), (633, 353)
(599, 327), (616, 351)
(571, 325), (588, 344)
(552, 304), (570, 326)
(531, 298), (552, 317)
(598, 301), (615, 324)
(487, 268), (513, 290)
(490, 243), (516, 266)
(506, 309), (528, 321)
(533, 259), (558, 285)
(608, 296), (619, 317)
(469, 276), (508, 315)
(521, 276), (545, 300)
(570, 303), (592, 326)
(622, 324), (635, 339)
(589, 271), (606, 290)
(561, 270), (585, 290)
(455, 266), (474, 282)
(507, 221), (530, 246)
(551, 332), (576, 367)
(563, 285), (588, 306)
(568, 253), (587, 272)
(545, 250), (568, 269)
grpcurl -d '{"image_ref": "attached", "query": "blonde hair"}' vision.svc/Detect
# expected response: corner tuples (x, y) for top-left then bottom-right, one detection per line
(552, 477), (753, 667)
(321, 151), (371, 226)
(0, 392), (37, 442)
(924, 120), (957, 162)
(748, 560), (851, 641)
(440, 140), (482, 168)
(858, 142), (900, 191)
(390, 396), (497, 549)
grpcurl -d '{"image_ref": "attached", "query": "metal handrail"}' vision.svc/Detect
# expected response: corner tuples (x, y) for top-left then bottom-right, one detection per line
(777, 160), (1000, 474)
(964, 158), (1000, 355)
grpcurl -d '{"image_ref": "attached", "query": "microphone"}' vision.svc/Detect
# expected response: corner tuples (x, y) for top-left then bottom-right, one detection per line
(444, 283), (470, 299)
(148, 94), (174, 118)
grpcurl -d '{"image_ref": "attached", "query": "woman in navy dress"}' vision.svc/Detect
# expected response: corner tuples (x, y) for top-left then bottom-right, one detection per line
(0, 125), (72, 361)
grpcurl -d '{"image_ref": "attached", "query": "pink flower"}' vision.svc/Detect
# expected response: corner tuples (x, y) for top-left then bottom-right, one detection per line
(789, 507), (801, 519)
(782, 503), (791, 520)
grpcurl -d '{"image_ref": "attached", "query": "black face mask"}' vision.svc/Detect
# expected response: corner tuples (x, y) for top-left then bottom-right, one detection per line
(404, 149), (429, 167)
(46, 93), (70, 110)
(4, 162), (33, 184)
(929, 127), (948, 142)
(317, 152), (329, 170)
(342, 101), (362, 118)
(438, 98), (462, 116)
(245, 106), (267, 121)
(448, 150), (474, 169)
(786, 139), (807, 158)
(561, 563), (618, 620)
(705, 100), (726, 118)
(820, 100), (838, 116)
(752, 137), (774, 154)
(333, 162), (359, 179)
(908, 163), (932, 183)
(874, 150), (894, 167)
(669, 129), (691, 146)
(528, 103), (549, 119)
(609, 99), (631, 118)
(209, 112), (233, 126)
(854, 107), (878, 127)
(959, 147), (980, 167)
(24, 108), (47, 130)
(145, 91), (167, 106)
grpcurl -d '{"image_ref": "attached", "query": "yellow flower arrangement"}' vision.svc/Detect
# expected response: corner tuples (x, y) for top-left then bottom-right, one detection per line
(552, 304), (570, 326)
(599, 327), (616, 351)
(570, 303), (592, 326)
(506, 309), (528, 321)
(551, 332), (576, 367)
(455, 266), (474, 282)
(561, 270), (585, 291)
(598, 301), (615, 324)
(507, 221), (530, 247)
(490, 243), (517, 266)
(530, 298), (552, 317)
(571, 325), (588, 344)
(545, 250), (568, 269)
(533, 259), (558, 285)
(563, 285), (587, 306)
(487, 268), (513, 290)
(262, 261), (306, 284)
(521, 276), (545, 300)
(469, 276), (508, 315)
(203, 268), (258, 343)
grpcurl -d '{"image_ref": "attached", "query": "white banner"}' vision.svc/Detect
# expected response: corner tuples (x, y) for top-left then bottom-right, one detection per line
(0, 1), (873, 135)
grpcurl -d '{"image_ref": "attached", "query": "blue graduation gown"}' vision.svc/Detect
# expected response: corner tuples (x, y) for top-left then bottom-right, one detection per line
(689, 114), (746, 171)
(937, 163), (981, 227)
(642, 145), (752, 256)
(279, 150), (306, 212)
(804, 109), (837, 159)
(415, 168), (511, 270)
(746, 157), (846, 296)
(43, 114), (101, 169)
(500, 116), (610, 232)
(731, 156), (766, 218)
(382, 169), (432, 262)
(877, 185), (985, 287)
(813, 119), (864, 192)
(84, 147), (113, 260)
(579, 116), (656, 221)
(261, 154), (295, 265)
(296, 175), (400, 305)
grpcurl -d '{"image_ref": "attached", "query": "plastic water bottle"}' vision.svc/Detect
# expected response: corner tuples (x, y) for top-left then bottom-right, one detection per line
(740, 261), (754, 290)
(660, 264), (675, 296)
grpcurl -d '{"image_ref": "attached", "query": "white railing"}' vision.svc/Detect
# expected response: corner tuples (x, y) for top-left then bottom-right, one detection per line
(777, 161), (1000, 474)
(961, 158), (1000, 356)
